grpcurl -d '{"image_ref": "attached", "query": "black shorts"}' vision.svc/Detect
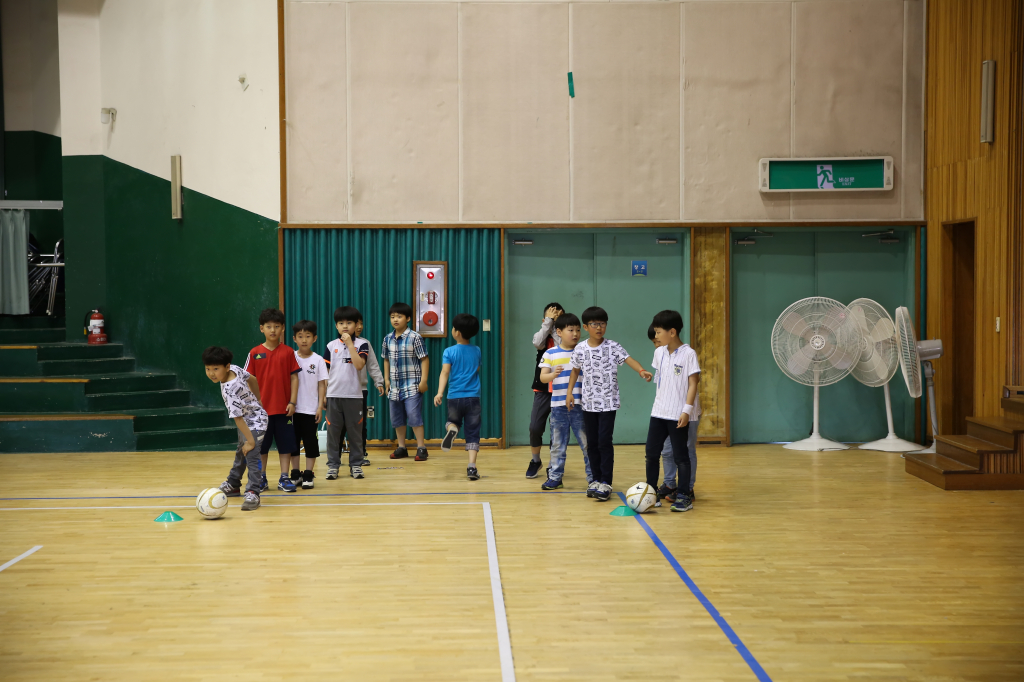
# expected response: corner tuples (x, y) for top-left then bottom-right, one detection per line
(293, 412), (320, 458)
(259, 414), (298, 455)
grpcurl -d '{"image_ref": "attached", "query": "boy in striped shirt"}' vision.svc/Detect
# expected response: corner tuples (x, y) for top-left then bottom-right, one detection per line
(538, 314), (595, 492)
(645, 310), (701, 513)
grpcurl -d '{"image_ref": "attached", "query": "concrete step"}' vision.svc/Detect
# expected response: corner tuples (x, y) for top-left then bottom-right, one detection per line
(0, 328), (65, 344)
(136, 425), (237, 451)
(129, 407), (228, 433)
(83, 373), (177, 395)
(40, 357), (135, 375)
(37, 343), (125, 361)
(87, 389), (190, 412)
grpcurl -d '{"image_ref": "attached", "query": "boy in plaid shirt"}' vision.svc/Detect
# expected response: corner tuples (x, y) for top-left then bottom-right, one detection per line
(381, 302), (430, 460)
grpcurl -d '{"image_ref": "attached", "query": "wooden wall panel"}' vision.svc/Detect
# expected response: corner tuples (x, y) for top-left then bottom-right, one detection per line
(691, 226), (729, 444)
(925, 0), (1024, 432)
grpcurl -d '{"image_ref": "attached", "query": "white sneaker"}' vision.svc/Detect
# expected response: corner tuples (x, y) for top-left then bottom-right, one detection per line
(351, 465), (364, 479)
(586, 481), (601, 498)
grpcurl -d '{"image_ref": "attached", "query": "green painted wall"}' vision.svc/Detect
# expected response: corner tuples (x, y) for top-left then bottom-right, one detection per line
(730, 227), (917, 444)
(62, 155), (279, 407)
(506, 230), (691, 445)
(284, 228), (503, 441)
(3, 130), (64, 248)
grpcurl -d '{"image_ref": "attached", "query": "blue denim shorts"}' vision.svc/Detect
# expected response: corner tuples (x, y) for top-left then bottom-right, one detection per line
(389, 392), (424, 428)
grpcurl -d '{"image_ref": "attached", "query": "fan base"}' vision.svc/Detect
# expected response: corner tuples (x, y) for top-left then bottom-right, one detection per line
(907, 442), (937, 455)
(859, 435), (923, 452)
(784, 436), (849, 451)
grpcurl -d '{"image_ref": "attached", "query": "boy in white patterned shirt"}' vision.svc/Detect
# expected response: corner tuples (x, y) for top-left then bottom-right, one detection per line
(645, 310), (701, 513)
(203, 346), (268, 512)
(566, 306), (652, 502)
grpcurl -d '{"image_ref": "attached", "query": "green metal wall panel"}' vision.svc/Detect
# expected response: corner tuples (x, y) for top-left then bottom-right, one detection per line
(284, 228), (502, 441)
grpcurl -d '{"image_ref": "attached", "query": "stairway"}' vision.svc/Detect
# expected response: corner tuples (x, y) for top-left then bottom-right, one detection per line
(0, 316), (236, 452)
(904, 386), (1024, 490)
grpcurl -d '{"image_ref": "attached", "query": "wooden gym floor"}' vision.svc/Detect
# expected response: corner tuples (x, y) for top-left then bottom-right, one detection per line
(1, 444), (1022, 682)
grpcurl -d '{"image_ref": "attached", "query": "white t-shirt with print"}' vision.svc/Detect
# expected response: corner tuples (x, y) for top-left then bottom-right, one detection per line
(570, 339), (629, 412)
(326, 336), (370, 399)
(651, 344), (702, 421)
(220, 364), (268, 433)
(294, 350), (329, 415)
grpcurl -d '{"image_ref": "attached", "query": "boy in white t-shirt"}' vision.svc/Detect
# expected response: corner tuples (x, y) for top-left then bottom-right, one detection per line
(537, 313), (594, 492)
(289, 320), (328, 490)
(645, 310), (701, 513)
(566, 306), (653, 502)
(203, 346), (269, 512)
(325, 306), (370, 480)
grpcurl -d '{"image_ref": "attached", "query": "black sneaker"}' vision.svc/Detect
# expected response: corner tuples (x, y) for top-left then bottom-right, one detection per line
(441, 422), (459, 451)
(657, 483), (677, 502)
(290, 468), (302, 487)
(415, 447), (429, 461)
(361, 458), (371, 466)
(671, 494), (693, 512)
(467, 466), (480, 481)
(525, 460), (542, 479)
(390, 446), (409, 459)
(688, 489), (696, 500)
(302, 470), (315, 489)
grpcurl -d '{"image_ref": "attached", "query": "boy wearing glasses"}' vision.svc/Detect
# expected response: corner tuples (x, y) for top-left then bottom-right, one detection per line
(566, 306), (652, 501)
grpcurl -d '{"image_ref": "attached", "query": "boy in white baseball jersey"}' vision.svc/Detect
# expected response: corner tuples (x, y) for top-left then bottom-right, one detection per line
(566, 306), (653, 502)
(289, 320), (328, 490)
(645, 310), (701, 513)
(203, 346), (268, 512)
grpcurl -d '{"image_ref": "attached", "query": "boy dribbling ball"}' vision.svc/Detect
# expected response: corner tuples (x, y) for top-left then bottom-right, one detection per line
(203, 346), (268, 512)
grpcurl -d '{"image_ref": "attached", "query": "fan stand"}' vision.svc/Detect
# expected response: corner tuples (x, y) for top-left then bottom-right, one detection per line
(907, 361), (939, 455)
(859, 382), (923, 452)
(784, 385), (849, 451)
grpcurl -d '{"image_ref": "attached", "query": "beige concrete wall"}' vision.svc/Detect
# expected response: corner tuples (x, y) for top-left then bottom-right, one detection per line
(2, 0), (62, 136)
(285, 0), (925, 224)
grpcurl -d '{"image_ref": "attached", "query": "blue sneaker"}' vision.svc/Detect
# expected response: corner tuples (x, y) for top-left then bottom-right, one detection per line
(259, 475), (269, 492)
(670, 494), (693, 512)
(541, 478), (563, 490)
(278, 473), (297, 493)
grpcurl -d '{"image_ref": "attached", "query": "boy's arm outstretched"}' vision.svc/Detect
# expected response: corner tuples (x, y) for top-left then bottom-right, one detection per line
(624, 356), (653, 381)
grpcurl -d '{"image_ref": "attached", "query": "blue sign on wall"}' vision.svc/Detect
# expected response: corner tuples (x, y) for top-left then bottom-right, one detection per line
(631, 260), (648, 277)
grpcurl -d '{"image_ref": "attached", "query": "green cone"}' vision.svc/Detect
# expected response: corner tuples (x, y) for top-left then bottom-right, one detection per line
(154, 511), (184, 522)
(609, 505), (637, 517)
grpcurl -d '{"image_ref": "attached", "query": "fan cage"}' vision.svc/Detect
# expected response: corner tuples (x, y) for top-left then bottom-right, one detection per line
(771, 297), (861, 387)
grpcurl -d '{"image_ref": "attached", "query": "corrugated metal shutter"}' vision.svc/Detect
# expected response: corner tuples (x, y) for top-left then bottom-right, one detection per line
(283, 228), (501, 440)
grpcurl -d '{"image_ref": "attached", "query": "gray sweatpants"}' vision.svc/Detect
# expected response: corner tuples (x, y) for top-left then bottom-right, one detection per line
(227, 429), (265, 493)
(326, 397), (364, 471)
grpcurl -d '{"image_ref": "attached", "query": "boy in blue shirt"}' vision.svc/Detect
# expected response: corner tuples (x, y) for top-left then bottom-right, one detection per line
(434, 313), (483, 480)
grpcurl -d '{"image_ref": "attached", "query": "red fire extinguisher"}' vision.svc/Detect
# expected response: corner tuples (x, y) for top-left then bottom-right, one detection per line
(86, 310), (108, 345)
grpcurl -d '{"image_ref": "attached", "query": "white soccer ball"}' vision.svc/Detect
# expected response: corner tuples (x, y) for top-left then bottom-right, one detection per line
(625, 482), (657, 513)
(196, 488), (228, 519)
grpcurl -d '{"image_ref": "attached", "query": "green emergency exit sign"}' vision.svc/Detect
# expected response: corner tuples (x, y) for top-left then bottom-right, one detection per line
(759, 157), (893, 192)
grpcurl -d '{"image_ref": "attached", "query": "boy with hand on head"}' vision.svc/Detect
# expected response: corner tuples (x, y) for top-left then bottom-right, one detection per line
(381, 302), (430, 461)
(538, 313), (594, 493)
(204, 346), (268, 512)
(324, 307), (370, 480)
(645, 310), (701, 513)
(434, 314), (483, 480)
(566, 306), (652, 502)
(526, 303), (564, 478)
(289, 320), (328, 490)
(245, 308), (301, 493)
(648, 324), (699, 503)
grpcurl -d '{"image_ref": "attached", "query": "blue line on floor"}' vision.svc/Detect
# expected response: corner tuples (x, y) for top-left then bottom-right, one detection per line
(617, 492), (773, 682)
(0, 490), (585, 501)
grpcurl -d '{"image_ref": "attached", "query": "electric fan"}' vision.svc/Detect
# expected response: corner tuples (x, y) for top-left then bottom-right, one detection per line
(848, 298), (923, 451)
(894, 306), (944, 454)
(771, 297), (861, 450)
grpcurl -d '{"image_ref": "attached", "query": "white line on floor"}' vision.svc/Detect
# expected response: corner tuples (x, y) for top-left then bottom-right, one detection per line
(0, 545), (43, 573)
(0, 502), (482, 511)
(483, 502), (516, 682)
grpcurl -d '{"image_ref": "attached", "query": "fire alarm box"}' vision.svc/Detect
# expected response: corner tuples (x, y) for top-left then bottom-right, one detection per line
(413, 261), (447, 338)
